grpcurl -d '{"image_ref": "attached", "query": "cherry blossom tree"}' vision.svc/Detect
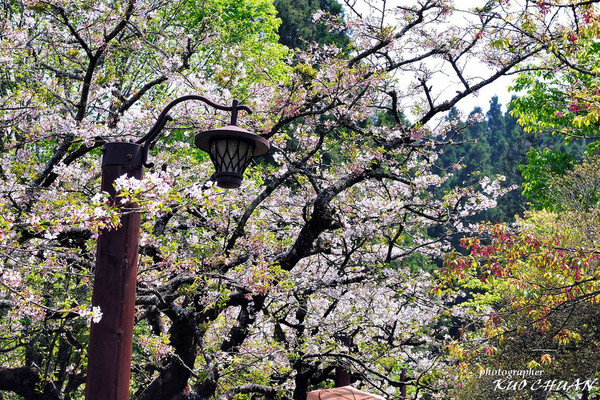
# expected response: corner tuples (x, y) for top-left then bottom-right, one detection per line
(0, 0), (595, 399)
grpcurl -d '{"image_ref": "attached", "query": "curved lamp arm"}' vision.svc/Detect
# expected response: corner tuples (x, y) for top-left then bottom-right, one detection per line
(135, 95), (252, 167)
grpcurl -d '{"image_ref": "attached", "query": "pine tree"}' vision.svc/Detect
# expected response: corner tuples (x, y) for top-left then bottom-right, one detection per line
(274, 0), (349, 50)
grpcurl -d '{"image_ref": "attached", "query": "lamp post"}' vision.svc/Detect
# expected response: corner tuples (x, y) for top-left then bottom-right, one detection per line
(85, 95), (269, 400)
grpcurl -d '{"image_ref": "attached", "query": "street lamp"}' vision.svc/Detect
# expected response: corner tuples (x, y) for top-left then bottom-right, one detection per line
(85, 96), (269, 400)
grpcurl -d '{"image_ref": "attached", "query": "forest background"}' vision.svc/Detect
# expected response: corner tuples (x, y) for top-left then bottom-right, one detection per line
(0, 0), (599, 399)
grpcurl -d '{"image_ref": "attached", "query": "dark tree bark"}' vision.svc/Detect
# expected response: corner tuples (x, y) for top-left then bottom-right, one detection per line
(136, 314), (198, 400)
(0, 367), (62, 400)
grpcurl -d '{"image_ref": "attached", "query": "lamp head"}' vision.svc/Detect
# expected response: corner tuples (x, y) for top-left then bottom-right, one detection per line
(194, 125), (270, 188)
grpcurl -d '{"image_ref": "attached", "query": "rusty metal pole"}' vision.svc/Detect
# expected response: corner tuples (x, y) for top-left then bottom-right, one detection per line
(85, 142), (144, 400)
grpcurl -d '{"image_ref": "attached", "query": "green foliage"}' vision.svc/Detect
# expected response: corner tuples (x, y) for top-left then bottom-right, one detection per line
(519, 148), (575, 210)
(508, 14), (600, 215)
(510, 72), (571, 134)
(509, 17), (600, 140)
(188, 0), (290, 94)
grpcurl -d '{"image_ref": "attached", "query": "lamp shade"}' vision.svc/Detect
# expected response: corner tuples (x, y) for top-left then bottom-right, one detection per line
(195, 125), (270, 188)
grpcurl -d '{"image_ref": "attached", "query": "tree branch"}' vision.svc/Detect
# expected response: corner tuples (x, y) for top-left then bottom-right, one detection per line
(0, 367), (62, 400)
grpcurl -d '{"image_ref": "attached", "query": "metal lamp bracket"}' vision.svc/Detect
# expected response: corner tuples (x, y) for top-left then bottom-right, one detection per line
(134, 95), (252, 168)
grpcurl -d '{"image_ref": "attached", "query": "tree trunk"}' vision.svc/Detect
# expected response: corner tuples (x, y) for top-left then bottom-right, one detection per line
(0, 367), (61, 400)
